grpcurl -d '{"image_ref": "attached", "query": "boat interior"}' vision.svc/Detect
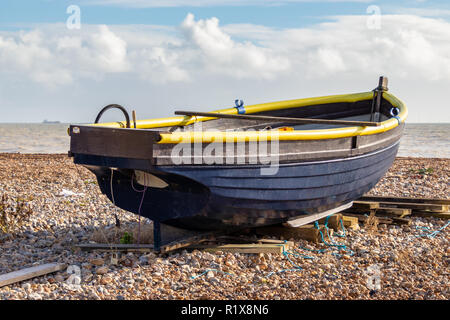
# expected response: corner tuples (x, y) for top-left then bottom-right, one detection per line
(175, 99), (394, 132)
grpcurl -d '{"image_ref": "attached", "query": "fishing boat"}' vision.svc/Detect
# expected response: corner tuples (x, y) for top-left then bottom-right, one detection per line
(68, 76), (407, 249)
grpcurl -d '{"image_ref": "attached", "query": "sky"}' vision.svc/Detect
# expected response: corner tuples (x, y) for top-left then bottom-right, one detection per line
(1, 0), (450, 123)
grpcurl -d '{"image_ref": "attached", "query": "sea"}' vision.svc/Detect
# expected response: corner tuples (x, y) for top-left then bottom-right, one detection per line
(0, 123), (449, 158)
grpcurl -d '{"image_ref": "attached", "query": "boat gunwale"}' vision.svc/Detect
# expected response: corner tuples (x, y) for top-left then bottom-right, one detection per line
(81, 91), (407, 143)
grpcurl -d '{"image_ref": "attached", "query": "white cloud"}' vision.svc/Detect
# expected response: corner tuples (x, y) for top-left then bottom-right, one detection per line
(89, 25), (130, 72)
(180, 13), (289, 79)
(1, 13), (450, 122)
(0, 24), (130, 86)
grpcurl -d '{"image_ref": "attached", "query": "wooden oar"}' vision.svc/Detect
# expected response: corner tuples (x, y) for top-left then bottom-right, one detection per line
(174, 110), (381, 127)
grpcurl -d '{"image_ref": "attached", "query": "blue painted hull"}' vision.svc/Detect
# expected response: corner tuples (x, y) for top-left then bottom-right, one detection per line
(83, 141), (399, 230)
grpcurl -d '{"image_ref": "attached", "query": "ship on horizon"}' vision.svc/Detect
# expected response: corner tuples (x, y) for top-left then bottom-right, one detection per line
(42, 119), (61, 124)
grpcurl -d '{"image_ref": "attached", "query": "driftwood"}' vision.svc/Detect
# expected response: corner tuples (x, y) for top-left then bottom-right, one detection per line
(0, 263), (66, 288)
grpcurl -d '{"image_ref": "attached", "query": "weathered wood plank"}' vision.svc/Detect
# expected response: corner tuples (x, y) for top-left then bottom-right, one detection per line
(411, 211), (450, 220)
(354, 200), (447, 212)
(342, 213), (369, 224)
(318, 214), (343, 231)
(77, 239), (213, 253)
(378, 202), (448, 212)
(359, 196), (450, 205)
(256, 239), (295, 248)
(286, 202), (353, 228)
(352, 201), (380, 209)
(346, 207), (411, 218)
(76, 243), (155, 252)
(342, 215), (360, 228)
(391, 217), (412, 225)
(191, 244), (288, 254)
(343, 213), (411, 225)
(0, 263), (66, 288)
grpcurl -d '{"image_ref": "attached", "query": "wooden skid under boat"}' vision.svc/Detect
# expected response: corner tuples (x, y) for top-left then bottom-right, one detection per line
(68, 77), (407, 246)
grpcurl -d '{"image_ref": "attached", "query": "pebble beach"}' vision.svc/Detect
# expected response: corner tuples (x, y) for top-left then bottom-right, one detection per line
(0, 153), (448, 300)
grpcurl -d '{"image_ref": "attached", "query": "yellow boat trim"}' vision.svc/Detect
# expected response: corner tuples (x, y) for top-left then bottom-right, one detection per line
(90, 91), (407, 143)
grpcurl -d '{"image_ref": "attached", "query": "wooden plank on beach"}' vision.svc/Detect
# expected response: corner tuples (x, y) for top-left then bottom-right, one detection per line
(391, 217), (412, 225)
(359, 196), (450, 205)
(76, 243), (155, 252)
(190, 243), (290, 254)
(77, 239), (214, 253)
(256, 239), (295, 248)
(375, 207), (411, 217)
(0, 263), (66, 288)
(342, 213), (411, 225)
(341, 216), (360, 230)
(411, 211), (450, 220)
(377, 202), (448, 212)
(352, 201), (380, 210)
(354, 200), (448, 212)
(346, 207), (411, 218)
(343, 213), (388, 225)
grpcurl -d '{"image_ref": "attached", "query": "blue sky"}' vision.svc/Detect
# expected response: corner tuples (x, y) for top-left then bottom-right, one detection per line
(1, 0), (450, 123)
(2, 0), (450, 28)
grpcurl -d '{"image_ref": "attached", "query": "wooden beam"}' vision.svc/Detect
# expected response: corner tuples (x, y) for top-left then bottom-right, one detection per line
(318, 214), (343, 231)
(175, 110), (381, 127)
(256, 239), (295, 248)
(354, 200), (448, 212)
(76, 243), (155, 252)
(352, 201), (380, 210)
(359, 196), (450, 205)
(341, 216), (360, 230)
(346, 207), (411, 218)
(411, 211), (450, 220)
(343, 213), (411, 225)
(76, 241), (217, 253)
(378, 202), (448, 212)
(286, 202), (353, 227)
(375, 207), (411, 217)
(391, 217), (412, 225)
(0, 263), (66, 288)
(190, 243), (290, 254)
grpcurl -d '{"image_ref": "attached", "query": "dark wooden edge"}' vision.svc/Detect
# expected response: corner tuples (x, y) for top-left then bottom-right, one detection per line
(69, 125), (165, 161)
(359, 196), (450, 205)
(175, 110), (382, 127)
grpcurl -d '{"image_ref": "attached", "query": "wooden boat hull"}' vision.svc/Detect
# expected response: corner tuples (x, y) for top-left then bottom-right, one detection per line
(75, 136), (400, 231)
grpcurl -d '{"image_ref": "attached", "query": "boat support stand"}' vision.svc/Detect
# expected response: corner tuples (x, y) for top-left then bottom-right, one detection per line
(152, 221), (220, 253)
